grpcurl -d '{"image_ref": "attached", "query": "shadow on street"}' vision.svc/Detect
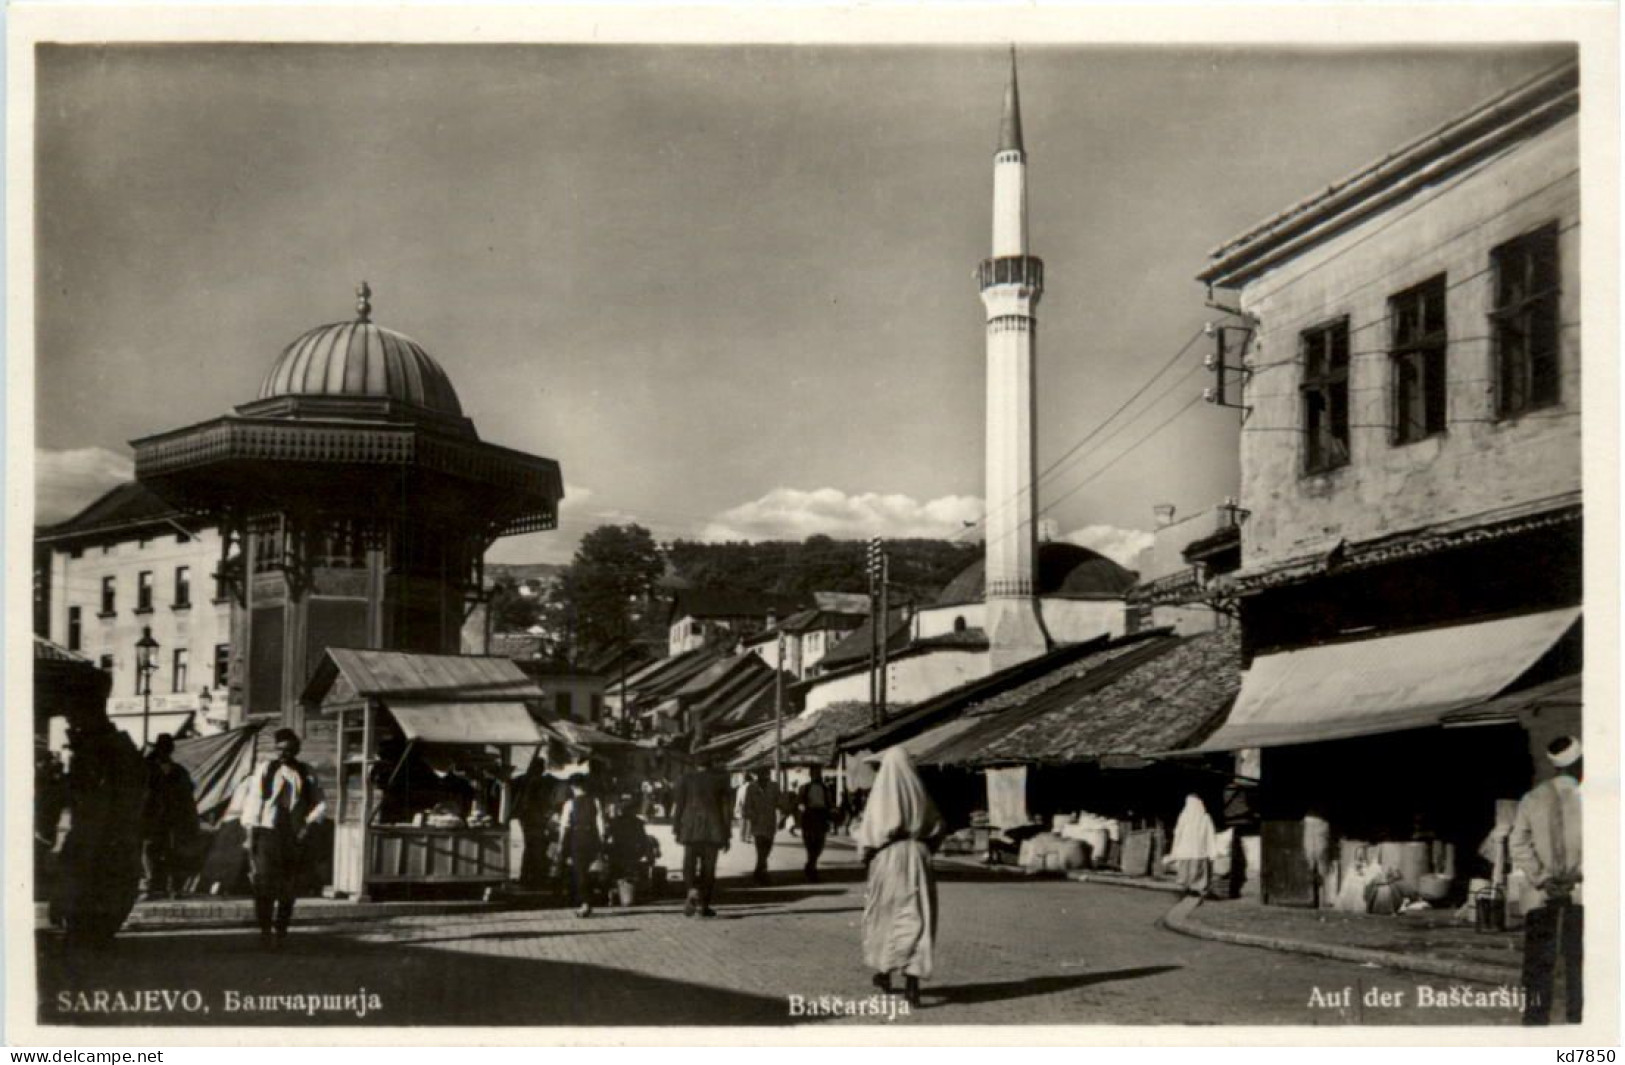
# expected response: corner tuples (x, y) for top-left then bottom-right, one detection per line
(927, 966), (1184, 1007)
(37, 928), (799, 1027)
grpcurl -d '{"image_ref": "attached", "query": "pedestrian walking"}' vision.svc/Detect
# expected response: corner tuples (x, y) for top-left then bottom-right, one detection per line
(140, 734), (198, 900)
(604, 795), (659, 906)
(798, 766), (834, 881)
(1163, 794), (1217, 897)
(1510, 735), (1584, 1025)
(857, 748), (943, 1008)
(738, 768), (781, 885)
(560, 774), (604, 917)
(672, 751), (731, 917)
(51, 705), (145, 950)
(239, 728), (327, 947)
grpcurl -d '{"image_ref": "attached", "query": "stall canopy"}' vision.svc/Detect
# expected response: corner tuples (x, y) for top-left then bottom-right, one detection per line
(389, 702), (544, 745)
(306, 648), (559, 746)
(1189, 607), (1579, 753)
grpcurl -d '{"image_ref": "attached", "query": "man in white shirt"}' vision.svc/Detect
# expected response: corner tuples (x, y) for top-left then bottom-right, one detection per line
(1510, 734), (1583, 1025)
(239, 728), (327, 946)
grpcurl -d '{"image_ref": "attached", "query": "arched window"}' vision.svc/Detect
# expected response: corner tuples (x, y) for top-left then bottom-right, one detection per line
(953, 616), (968, 634)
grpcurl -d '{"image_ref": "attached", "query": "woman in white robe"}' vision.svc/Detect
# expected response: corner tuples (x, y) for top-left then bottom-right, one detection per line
(857, 747), (944, 1006)
(1164, 793), (1217, 896)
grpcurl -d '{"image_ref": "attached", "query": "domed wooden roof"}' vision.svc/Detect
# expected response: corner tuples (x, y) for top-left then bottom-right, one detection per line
(257, 283), (463, 417)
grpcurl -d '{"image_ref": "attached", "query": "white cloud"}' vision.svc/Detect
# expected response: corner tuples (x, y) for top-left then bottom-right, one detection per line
(36, 446), (134, 524)
(1061, 523), (1156, 572)
(559, 483), (595, 511)
(701, 487), (984, 542)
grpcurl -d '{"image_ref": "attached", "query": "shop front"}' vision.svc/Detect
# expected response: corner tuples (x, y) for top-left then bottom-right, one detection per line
(1189, 608), (1580, 909)
(303, 648), (556, 899)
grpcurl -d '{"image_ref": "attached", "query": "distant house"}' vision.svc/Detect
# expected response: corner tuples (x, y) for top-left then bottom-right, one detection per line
(741, 598), (868, 680)
(1126, 502), (1245, 636)
(666, 589), (808, 656)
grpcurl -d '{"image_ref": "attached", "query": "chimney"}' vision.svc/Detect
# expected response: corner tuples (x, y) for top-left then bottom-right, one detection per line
(1153, 504), (1177, 528)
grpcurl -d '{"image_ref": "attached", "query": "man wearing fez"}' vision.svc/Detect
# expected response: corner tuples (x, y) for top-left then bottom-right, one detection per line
(240, 728), (327, 946)
(1510, 734), (1584, 1025)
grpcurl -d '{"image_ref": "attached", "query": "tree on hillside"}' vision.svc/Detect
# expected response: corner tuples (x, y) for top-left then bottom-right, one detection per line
(488, 576), (546, 633)
(558, 523), (666, 660)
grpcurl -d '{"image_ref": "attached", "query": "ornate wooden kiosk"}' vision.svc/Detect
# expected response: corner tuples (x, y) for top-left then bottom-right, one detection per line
(131, 284), (565, 736)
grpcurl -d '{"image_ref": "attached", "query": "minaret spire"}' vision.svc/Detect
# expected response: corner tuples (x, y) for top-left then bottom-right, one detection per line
(999, 47), (1025, 154)
(979, 48), (1050, 671)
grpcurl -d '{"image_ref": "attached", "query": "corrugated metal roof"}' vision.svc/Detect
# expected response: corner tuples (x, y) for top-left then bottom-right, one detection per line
(322, 648), (544, 702)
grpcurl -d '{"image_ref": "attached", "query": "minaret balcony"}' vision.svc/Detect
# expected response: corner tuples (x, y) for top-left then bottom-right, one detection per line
(977, 255), (1044, 293)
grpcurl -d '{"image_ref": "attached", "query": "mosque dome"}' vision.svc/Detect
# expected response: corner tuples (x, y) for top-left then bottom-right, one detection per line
(936, 541), (1138, 606)
(256, 283), (464, 417)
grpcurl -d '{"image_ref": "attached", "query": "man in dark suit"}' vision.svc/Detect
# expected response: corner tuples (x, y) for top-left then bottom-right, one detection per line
(672, 749), (732, 918)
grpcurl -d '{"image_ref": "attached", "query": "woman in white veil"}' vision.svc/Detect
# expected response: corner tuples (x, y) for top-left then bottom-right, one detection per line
(857, 747), (944, 1007)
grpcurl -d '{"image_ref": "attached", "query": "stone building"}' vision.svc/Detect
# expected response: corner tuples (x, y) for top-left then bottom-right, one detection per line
(1191, 60), (1581, 905)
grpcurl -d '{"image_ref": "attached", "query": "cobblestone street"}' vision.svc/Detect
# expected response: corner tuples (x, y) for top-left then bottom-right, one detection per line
(37, 835), (1525, 1029)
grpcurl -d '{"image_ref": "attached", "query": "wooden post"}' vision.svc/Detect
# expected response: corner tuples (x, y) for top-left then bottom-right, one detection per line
(358, 699), (376, 902)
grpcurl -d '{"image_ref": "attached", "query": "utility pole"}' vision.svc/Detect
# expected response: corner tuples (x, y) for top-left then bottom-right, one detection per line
(877, 551), (890, 720)
(774, 623), (786, 787)
(867, 538), (883, 728)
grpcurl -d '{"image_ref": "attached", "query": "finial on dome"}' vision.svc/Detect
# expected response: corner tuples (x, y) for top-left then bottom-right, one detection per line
(355, 281), (372, 322)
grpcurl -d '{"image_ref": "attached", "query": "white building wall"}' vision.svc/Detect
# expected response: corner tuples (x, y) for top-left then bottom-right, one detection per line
(1038, 598), (1128, 643)
(913, 602), (987, 640)
(800, 650), (992, 717)
(50, 527), (231, 740)
(1235, 117), (1581, 573)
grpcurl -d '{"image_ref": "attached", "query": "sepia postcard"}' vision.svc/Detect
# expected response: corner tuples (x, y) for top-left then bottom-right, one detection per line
(6, 3), (1619, 1048)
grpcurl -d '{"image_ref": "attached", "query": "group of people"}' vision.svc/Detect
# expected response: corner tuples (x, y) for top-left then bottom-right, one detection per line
(1156, 736), (1586, 1028)
(734, 765), (842, 885)
(666, 748), (943, 1006)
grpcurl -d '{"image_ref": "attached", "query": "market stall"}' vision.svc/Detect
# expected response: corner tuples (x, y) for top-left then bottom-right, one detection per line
(303, 649), (553, 899)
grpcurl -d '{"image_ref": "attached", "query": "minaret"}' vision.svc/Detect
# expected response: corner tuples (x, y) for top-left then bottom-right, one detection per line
(979, 50), (1051, 670)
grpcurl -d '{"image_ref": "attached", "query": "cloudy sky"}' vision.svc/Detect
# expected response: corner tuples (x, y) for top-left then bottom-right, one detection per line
(35, 43), (1569, 567)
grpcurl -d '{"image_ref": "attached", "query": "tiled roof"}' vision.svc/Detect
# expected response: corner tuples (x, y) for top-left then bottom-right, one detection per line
(668, 589), (809, 624)
(818, 609), (912, 670)
(959, 627), (1242, 766)
(729, 701), (876, 770)
(835, 633), (1125, 754)
(37, 481), (187, 541)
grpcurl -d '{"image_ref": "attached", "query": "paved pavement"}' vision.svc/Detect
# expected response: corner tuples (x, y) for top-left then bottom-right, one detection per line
(36, 833), (1527, 1029)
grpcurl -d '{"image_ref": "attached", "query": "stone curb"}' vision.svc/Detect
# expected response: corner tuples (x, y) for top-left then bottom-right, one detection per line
(1161, 894), (1521, 985)
(1067, 871), (1189, 895)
